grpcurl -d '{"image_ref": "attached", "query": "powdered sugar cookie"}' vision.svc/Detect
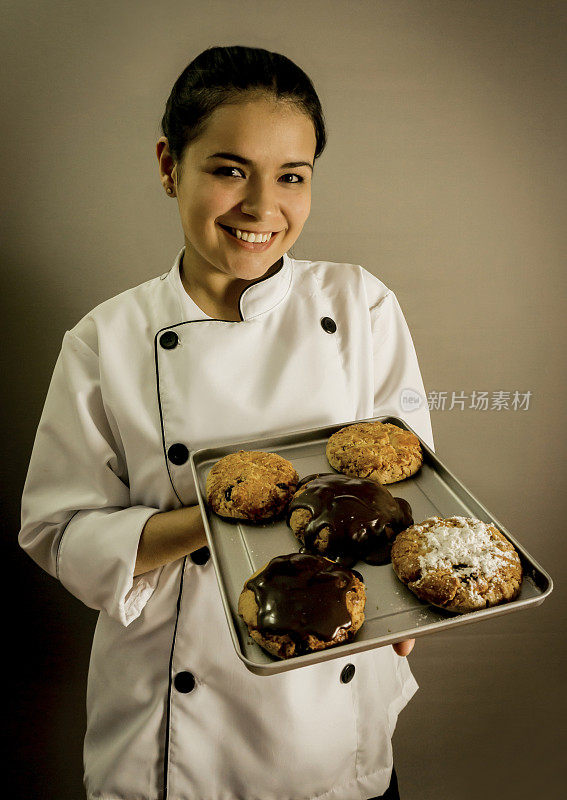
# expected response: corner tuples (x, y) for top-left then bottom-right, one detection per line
(391, 516), (523, 613)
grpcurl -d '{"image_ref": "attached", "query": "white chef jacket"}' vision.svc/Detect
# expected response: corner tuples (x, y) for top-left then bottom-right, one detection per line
(19, 247), (434, 800)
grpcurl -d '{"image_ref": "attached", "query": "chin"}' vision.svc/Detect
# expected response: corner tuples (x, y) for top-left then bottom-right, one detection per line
(227, 256), (283, 280)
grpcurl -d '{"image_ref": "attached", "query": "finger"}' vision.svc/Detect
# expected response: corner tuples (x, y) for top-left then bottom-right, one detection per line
(392, 638), (415, 657)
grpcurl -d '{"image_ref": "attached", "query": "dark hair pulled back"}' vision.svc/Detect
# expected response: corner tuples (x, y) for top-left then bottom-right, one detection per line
(161, 45), (327, 169)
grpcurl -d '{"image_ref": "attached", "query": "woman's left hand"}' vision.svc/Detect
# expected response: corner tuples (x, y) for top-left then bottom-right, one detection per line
(392, 639), (415, 657)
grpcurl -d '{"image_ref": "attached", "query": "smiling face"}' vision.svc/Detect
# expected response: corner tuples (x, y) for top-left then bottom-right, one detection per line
(158, 94), (317, 293)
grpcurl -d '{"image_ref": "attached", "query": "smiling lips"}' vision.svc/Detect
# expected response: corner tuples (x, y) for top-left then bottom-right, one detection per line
(218, 223), (279, 250)
(219, 224), (274, 242)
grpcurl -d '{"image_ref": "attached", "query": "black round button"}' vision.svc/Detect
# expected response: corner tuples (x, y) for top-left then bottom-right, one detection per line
(160, 330), (179, 349)
(174, 671), (196, 693)
(340, 663), (356, 684)
(190, 546), (210, 565)
(168, 443), (189, 465)
(321, 316), (337, 334)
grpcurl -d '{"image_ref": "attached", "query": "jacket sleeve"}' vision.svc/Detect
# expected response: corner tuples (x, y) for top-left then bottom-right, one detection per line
(370, 289), (435, 453)
(19, 330), (162, 626)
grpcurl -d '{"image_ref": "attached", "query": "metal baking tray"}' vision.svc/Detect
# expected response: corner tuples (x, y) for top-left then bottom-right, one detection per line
(190, 415), (553, 675)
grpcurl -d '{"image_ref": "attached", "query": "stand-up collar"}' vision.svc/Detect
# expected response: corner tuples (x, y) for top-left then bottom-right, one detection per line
(168, 246), (293, 322)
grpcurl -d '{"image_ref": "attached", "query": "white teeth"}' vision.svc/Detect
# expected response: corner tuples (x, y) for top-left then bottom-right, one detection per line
(232, 228), (272, 243)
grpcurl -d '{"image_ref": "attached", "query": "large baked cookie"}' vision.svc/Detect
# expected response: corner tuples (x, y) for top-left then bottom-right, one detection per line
(326, 421), (422, 484)
(206, 450), (299, 521)
(391, 516), (523, 613)
(238, 553), (366, 659)
(287, 473), (413, 567)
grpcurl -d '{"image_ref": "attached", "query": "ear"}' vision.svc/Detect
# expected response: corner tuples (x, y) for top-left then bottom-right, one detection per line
(157, 137), (177, 194)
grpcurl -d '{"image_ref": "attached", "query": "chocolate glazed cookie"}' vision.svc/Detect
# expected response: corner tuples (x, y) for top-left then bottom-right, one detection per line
(238, 553), (366, 659)
(287, 473), (413, 568)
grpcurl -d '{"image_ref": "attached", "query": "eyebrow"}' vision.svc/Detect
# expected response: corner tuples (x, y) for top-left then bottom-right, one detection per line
(206, 151), (313, 171)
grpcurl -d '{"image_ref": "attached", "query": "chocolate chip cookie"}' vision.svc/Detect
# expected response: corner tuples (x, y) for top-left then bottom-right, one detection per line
(205, 450), (299, 522)
(238, 552), (366, 659)
(391, 516), (523, 613)
(326, 421), (423, 484)
(205, 450), (299, 521)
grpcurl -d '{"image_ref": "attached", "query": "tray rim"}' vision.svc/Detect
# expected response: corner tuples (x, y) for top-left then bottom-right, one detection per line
(190, 414), (554, 675)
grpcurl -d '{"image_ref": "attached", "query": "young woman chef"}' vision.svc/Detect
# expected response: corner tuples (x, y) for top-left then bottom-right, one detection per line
(19, 45), (434, 800)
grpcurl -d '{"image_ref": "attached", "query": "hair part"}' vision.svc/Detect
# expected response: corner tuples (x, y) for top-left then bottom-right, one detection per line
(161, 46), (327, 175)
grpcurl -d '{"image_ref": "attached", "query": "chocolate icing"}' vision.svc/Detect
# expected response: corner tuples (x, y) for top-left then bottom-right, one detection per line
(287, 473), (413, 567)
(246, 553), (361, 652)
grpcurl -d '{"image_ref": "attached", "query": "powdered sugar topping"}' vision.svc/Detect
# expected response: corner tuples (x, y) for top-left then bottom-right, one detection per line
(415, 516), (515, 578)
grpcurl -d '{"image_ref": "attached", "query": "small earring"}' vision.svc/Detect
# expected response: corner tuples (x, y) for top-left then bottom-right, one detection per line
(166, 186), (174, 196)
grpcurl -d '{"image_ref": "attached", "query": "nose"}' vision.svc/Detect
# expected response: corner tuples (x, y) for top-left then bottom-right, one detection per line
(239, 176), (279, 223)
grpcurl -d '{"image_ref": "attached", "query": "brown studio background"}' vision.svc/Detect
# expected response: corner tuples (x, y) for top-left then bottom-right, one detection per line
(2, 1), (565, 797)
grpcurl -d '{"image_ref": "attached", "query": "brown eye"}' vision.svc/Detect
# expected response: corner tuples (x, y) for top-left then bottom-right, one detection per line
(280, 173), (303, 183)
(214, 166), (244, 178)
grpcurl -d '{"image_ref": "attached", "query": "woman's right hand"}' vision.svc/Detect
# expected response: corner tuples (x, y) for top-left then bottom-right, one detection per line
(134, 505), (208, 576)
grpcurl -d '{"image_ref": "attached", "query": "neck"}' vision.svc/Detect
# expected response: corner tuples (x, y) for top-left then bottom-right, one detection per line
(180, 243), (283, 320)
